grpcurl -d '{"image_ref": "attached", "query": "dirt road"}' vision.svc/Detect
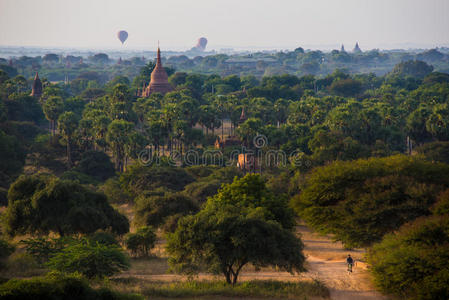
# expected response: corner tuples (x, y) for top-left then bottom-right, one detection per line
(298, 225), (389, 300)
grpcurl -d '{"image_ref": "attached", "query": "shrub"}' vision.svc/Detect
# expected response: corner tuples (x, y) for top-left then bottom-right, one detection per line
(20, 237), (68, 264)
(367, 215), (449, 300)
(0, 273), (142, 300)
(5, 253), (40, 276)
(0, 240), (15, 270)
(46, 238), (130, 278)
(120, 165), (194, 197)
(416, 141), (449, 164)
(89, 231), (119, 246)
(134, 193), (198, 228)
(183, 179), (222, 204)
(76, 150), (116, 181)
(125, 226), (156, 257)
(99, 177), (132, 203)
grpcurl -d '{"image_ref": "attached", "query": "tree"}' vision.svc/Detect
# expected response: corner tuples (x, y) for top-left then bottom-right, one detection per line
(125, 226), (156, 257)
(167, 208), (305, 285)
(134, 193), (198, 228)
(206, 174), (295, 230)
(43, 96), (64, 138)
(291, 155), (449, 248)
(47, 238), (129, 278)
(120, 165), (195, 197)
(106, 119), (134, 172)
(390, 60), (434, 79)
(57, 111), (79, 167)
(328, 78), (362, 97)
(5, 175), (129, 236)
(367, 215), (449, 299)
(75, 150), (115, 181)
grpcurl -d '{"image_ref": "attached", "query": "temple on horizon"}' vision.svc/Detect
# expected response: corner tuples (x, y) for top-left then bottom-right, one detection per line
(142, 47), (173, 97)
(30, 72), (42, 98)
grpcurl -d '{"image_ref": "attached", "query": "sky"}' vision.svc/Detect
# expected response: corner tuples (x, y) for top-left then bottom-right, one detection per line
(1, 0), (448, 51)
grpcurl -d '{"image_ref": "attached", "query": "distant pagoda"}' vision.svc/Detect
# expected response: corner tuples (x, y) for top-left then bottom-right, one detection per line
(142, 47), (173, 97)
(340, 44), (345, 52)
(30, 72), (43, 98)
(353, 42), (362, 53)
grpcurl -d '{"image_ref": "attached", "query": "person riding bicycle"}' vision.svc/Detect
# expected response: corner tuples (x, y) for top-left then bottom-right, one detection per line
(346, 254), (354, 273)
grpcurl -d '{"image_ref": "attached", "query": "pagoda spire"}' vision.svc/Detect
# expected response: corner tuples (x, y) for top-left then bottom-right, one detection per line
(156, 44), (162, 67)
(30, 72), (43, 98)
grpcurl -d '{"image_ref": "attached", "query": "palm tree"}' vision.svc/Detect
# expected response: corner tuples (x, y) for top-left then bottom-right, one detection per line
(43, 96), (64, 140)
(58, 111), (79, 167)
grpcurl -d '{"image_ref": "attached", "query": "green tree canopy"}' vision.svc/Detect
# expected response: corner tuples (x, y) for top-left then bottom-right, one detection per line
(291, 155), (449, 247)
(167, 208), (305, 285)
(5, 175), (129, 236)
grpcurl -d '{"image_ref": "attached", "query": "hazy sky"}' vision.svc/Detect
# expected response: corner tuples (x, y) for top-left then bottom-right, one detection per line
(1, 0), (448, 51)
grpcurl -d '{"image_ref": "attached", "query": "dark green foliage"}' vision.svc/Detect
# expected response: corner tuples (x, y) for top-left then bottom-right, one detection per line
(60, 170), (97, 185)
(89, 231), (119, 246)
(328, 78), (362, 97)
(207, 174), (295, 230)
(416, 141), (449, 164)
(367, 215), (449, 300)
(391, 60), (434, 78)
(120, 165), (195, 197)
(46, 238), (130, 278)
(125, 226), (156, 257)
(0, 130), (26, 186)
(99, 177), (132, 203)
(292, 155), (449, 247)
(5, 175), (129, 236)
(20, 237), (68, 264)
(0, 187), (7, 206)
(183, 179), (222, 204)
(0, 240), (15, 270)
(75, 150), (115, 181)
(0, 273), (142, 300)
(167, 208), (305, 285)
(134, 193), (198, 228)
(432, 189), (449, 216)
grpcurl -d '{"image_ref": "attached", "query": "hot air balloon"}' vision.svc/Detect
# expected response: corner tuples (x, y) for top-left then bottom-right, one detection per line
(117, 30), (128, 45)
(195, 37), (208, 51)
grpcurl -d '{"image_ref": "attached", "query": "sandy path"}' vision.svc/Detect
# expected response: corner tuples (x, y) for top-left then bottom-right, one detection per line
(117, 225), (389, 299)
(298, 225), (389, 300)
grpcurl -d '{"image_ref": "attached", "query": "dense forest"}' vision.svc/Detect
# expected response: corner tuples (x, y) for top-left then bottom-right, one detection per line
(1, 50), (449, 299)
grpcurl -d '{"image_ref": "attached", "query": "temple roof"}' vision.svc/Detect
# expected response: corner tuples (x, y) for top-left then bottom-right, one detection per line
(30, 72), (43, 98)
(143, 47), (172, 96)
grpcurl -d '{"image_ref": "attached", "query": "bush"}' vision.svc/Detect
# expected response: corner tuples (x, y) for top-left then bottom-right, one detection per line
(416, 141), (449, 164)
(367, 215), (449, 300)
(0, 240), (15, 270)
(20, 237), (68, 264)
(125, 226), (156, 257)
(60, 170), (98, 185)
(47, 238), (130, 279)
(99, 177), (132, 203)
(120, 166), (194, 197)
(76, 150), (116, 181)
(89, 231), (119, 246)
(0, 273), (142, 300)
(5, 253), (40, 276)
(134, 193), (198, 228)
(183, 179), (222, 204)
